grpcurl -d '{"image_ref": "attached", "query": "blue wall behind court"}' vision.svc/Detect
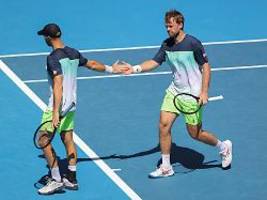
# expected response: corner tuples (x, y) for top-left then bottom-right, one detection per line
(0, 0), (266, 54)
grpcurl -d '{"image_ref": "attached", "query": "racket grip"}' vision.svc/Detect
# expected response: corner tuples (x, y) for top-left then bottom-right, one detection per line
(208, 95), (224, 101)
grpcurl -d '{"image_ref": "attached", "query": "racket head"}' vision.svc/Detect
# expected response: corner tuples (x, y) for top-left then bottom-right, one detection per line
(173, 93), (201, 114)
(33, 120), (57, 149)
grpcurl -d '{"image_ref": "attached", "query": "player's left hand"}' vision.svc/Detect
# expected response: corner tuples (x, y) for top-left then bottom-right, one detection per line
(112, 60), (131, 74)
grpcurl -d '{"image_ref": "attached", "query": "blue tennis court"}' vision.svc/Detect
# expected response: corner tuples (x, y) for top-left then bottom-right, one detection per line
(0, 1), (267, 200)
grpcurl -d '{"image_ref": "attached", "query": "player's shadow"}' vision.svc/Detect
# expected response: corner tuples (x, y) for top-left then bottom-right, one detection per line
(35, 142), (222, 185)
(170, 143), (221, 170)
(59, 143), (222, 171)
(112, 143), (221, 171)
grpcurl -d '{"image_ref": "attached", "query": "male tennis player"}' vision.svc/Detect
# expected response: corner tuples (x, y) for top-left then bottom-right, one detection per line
(37, 23), (126, 194)
(118, 10), (232, 178)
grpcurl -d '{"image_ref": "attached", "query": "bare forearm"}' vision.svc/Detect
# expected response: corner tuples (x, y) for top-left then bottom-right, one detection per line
(85, 60), (106, 72)
(137, 60), (159, 72)
(53, 76), (63, 113)
(201, 63), (211, 94)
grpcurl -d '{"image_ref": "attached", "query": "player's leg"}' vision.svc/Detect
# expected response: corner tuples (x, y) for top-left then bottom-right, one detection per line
(159, 111), (176, 157)
(61, 130), (77, 165)
(185, 112), (232, 168)
(149, 91), (178, 178)
(61, 130), (78, 190)
(38, 110), (64, 195)
(186, 123), (218, 145)
(60, 111), (78, 190)
(38, 146), (63, 195)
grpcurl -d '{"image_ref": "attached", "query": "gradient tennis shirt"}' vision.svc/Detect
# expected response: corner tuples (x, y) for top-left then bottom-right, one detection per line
(46, 46), (88, 112)
(153, 34), (208, 97)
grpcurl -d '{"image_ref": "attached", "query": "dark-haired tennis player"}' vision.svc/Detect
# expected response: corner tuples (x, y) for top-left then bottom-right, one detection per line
(37, 23), (127, 194)
(118, 10), (232, 178)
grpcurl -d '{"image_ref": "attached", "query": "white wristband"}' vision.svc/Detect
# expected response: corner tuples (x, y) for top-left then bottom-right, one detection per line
(105, 65), (113, 73)
(132, 65), (142, 73)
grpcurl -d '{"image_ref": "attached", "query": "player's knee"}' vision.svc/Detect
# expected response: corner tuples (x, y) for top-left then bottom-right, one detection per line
(159, 121), (168, 130)
(62, 137), (74, 146)
(188, 129), (201, 140)
(189, 130), (201, 141)
(187, 124), (202, 140)
(189, 133), (200, 140)
(159, 121), (171, 136)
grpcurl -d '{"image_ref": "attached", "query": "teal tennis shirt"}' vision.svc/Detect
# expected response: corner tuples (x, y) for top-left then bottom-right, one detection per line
(46, 46), (88, 112)
(153, 34), (208, 96)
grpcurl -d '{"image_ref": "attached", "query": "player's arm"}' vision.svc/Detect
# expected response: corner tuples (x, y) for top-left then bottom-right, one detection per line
(193, 40), (210, 104)
(52, 74), (63, 127)
(85, 60), (105, 71)
(200, 62), (211, 104)
(119, 41), (165, 75)
(84, 60), (129, 74)
(131, 60), (160, 73)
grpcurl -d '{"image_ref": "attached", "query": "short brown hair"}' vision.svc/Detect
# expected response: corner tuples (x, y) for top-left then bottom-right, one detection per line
(165, 9), (185, 29)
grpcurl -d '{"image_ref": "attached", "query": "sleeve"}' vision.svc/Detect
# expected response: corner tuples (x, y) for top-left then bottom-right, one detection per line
(78, 52), (88, 66)
(152, 43), (166, 65)
(193, 40), (208, 66)
(47, 55), (62, 77)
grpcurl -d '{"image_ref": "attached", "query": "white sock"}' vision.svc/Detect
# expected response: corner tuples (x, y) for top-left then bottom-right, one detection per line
(161, 154), (171, 168)
(216, 139), (226, 152)
(68, 165), (77, 172)
(51, 167), (61, 182)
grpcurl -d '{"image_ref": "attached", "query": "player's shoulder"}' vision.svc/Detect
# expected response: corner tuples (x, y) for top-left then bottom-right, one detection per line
(186, 34), (203, 46)
(48, 48), (64, 59)
(49, 46), (80, 60)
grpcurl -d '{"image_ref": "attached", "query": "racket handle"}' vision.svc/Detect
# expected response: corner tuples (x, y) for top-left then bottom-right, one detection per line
(208, 95), (224, 101)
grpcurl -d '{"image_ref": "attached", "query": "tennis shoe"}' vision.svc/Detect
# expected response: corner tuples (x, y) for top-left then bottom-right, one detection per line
(63, 177), (78, 190)
(149, 165), (174, 178)
(220, 140), (232, 168)
(38, 179), (64, 195)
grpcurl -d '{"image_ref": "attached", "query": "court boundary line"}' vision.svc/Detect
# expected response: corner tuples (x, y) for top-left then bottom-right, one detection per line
(23, 64), (267, 84)
(0, 38), (267, 58)
(0, 60), (142, 200)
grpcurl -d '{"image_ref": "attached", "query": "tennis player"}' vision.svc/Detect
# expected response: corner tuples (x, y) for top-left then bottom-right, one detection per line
(118, 10), (232, 178)
(37, 23), (127, 194)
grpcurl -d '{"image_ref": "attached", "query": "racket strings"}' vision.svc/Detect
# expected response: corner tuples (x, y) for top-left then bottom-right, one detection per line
(34, 121), (56, 149)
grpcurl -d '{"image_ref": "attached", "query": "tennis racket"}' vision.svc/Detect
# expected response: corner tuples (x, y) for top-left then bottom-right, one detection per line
(173, 93), (223, 114)
(33, 102), (75, 149)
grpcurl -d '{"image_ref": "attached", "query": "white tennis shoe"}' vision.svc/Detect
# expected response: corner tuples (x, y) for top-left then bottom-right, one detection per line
(63, 177), (78, 190)
(149, 165), (174, 178)
(220, 140), (233, 168)
(38, 179), (64, 195)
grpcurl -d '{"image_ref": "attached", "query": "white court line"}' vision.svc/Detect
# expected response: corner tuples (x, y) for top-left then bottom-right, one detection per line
(0, 38), (267, 58)
(23, 64), (267, 84)
(0, 60), (142, 200)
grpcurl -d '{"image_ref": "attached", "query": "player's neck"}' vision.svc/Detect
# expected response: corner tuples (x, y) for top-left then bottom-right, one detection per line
(52, 39), (65, 50)
(175, 31), (186, 44)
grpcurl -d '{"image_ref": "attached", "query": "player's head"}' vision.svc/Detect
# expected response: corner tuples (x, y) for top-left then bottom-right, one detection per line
(37, 23), (62, 46)
(165, 10), (184, 38)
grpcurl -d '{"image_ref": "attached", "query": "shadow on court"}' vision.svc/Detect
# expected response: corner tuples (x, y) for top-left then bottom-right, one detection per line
(38, 142), (221, 171)
(38, 143), (222, 169)
(35, 143), (222, 187)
